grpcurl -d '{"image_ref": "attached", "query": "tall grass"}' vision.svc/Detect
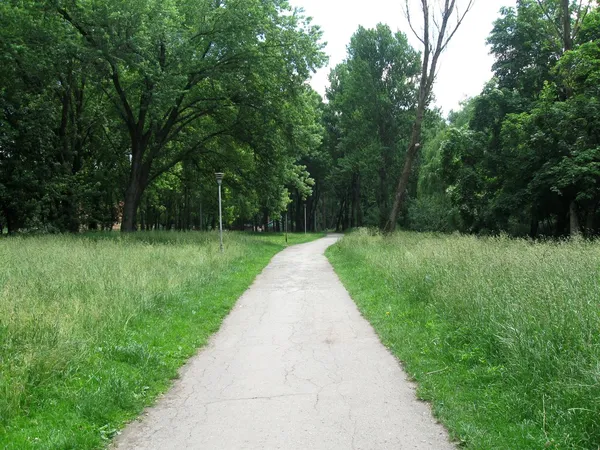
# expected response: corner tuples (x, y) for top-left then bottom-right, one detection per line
(327, 230), (600, 449)
(0, 231), (321, 448)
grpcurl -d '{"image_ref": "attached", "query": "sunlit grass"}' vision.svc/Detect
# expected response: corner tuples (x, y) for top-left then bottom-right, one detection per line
(327, 229), (600, 449)
(0, 231), (323, 449)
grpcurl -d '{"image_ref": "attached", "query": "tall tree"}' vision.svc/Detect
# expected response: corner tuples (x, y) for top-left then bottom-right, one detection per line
(325, 24), (420, 229)
(386, 0), (474, 231)
(428, 0), (600, 237)
(54, 0), (325, 231)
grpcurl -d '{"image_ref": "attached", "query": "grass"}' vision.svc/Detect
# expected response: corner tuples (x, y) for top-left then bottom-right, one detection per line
(0, 231), (323, 449)
(326, 229), (600, 449)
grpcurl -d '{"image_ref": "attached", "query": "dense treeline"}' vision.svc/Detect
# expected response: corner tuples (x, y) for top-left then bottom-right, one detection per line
(3, 0), (600, 236)
(412, 0), (600, 237)
(318, 0), (600, 237)
(0, 0), (325, 233)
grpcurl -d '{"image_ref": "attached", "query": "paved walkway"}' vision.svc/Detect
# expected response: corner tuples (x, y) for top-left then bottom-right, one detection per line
(113, 235), (454, 449)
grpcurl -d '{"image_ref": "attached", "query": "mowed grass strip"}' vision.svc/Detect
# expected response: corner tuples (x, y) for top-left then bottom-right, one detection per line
(0, 231), (323, 449)
(326, 230), (600, 449)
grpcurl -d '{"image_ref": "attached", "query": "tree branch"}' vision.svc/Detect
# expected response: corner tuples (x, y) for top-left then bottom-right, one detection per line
(110, 63), (136, 129)
(440, 0), (475, 52)
(148, 128), (230, 182)
(535, 0), (564, 40)
(404, 0), (426, 45)
(572, 0), (591, 40)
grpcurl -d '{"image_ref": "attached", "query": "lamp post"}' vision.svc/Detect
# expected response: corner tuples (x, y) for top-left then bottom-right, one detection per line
(215, 172), (224, 253)
(304, 202), (307, 235)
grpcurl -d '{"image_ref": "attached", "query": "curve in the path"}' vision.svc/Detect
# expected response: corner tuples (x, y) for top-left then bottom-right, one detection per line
(113, 234), (455, 450)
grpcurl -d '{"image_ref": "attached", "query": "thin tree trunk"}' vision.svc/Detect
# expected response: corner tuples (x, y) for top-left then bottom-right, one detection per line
(336, 197), (346, 232)
(325, 198), (329, 231)
(386, 103), (426, 231)
(585, 204), (595, 236)
(570, 200), (581, 236)
(263, 209), (269, 232)
(530, 209), (539, 238)
(386, 0), (473, 232)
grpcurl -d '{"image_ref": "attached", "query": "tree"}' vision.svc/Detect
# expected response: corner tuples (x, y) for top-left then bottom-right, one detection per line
(490, 0), (595, 235)
(1, 0), (123, 233)
(426, 0), (600, 237)
(325, 24), (420, 229)
(54, 0), (325, 231)
(386, 0), (475, 231)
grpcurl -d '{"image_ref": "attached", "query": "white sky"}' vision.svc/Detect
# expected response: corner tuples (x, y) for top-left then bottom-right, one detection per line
(289, 0), (517, 115)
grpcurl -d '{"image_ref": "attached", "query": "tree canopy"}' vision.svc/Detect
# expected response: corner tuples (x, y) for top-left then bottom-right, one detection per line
(1, 0), (325, 232)
(3, 0), (600, 237)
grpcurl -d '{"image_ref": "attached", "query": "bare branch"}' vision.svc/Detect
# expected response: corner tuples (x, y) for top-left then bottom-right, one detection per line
(404, 0), (425, 45)
(440, 0), (475, 52)
(432, 13), (441, 36)
(386, 0), (476, 230)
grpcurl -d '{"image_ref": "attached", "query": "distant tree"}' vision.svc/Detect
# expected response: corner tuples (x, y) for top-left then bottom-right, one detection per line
(325, 24), (420, 229)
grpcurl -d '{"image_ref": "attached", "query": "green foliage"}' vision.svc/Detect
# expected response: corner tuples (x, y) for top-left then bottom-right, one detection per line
(1, 0), (326, 232)
(0, 0), (125, 232)
(0, 231), (323, 448)
(327, 231), (600, 449)
(323, 24), (420, 229)
(488, 1), (560, 96)
(414, 1), (600, 236)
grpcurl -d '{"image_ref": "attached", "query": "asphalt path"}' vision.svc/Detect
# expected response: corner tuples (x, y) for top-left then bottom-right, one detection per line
(113, 234), (454, 449)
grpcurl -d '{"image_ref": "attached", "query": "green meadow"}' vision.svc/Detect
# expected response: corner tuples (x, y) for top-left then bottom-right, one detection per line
(0, 232), (322, 449)
(327, 230), (600, 449)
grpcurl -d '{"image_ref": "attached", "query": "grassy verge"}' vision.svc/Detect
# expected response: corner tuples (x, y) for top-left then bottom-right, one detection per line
(0, 231), (323, 449)
(326, 230), (599, 449)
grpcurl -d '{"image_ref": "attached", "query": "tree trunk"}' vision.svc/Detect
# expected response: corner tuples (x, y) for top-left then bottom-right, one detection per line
(356, 173), (362, 227)
(121, 148), (148, 232)
(323, 193), (327, 231)
(350, 179), (356, 229)
(386, 0), (473, 232)
(3, 207), (16, 235)
(530, 210), (539, 238)
(570, 200), (581, 236)
(386, 103), (426, 232)
(585, 204), (595, 236)
(263, 208), (269, 232)
(199, 197), (204, 231)
(343, 192), (350, 230)
(140, 206), (146, 231)
(561, 0), (572, 52)
(336, 197), (346, 232)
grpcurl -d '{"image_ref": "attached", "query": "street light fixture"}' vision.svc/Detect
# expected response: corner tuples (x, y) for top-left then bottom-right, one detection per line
(285, 210), (288, 244)
(215, 172), (224, 253)
(304, 202), (307, 235)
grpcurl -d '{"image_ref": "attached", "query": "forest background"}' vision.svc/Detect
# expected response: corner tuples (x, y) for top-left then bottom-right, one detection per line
(2, 0), (600, 237)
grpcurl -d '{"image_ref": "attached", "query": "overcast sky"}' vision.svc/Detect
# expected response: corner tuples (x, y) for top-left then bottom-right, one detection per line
(288, 0), (517, 115)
